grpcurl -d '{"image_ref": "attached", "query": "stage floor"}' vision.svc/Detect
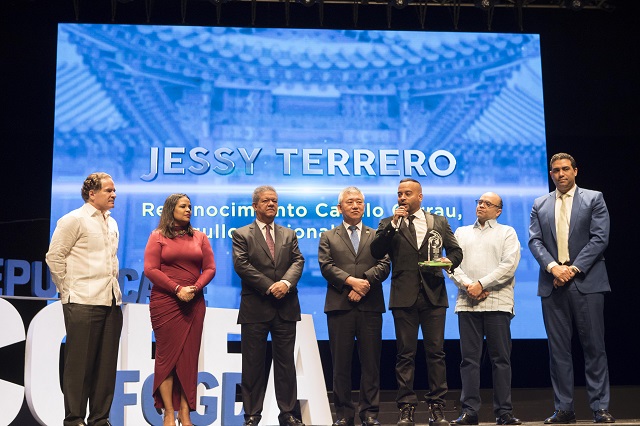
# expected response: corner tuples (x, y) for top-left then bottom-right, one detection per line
(327, 387), (640, 426)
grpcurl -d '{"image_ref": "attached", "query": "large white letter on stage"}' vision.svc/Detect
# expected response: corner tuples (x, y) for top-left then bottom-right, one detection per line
(200, 308), (243, 425)
(24, 301), (65, 425)
(7, 302), (330, 425)
(116, 303), (154, 425)
(0, 299), (26, 426)
(262, 315), (333, 426)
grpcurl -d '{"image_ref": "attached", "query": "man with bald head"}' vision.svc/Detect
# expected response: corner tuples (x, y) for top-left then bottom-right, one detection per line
(371, 178), (463, 426)
(449, 192), (522, 426)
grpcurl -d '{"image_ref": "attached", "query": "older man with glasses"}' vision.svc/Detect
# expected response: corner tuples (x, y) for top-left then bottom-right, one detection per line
(448, 192), (522, 426)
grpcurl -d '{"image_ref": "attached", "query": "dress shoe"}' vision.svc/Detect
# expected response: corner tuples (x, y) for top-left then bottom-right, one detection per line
(544, 410), (576, 424)
(243, 415), (261, 426)
(429, 403), (449, 426)
(362, 416), (381, 426)
(593, 410), (615, 423)
(333, 418), (355, 426)
(279, 414), (305, 426)
(496, 413), (522, 425)
(451, 412), (479, 425)
(398, 403), (416, 426)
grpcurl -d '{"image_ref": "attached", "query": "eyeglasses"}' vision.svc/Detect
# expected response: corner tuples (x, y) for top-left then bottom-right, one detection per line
(476, 199), (501, 209)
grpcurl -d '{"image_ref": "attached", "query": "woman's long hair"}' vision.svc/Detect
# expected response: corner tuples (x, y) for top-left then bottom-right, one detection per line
(156, 193), (194, 239)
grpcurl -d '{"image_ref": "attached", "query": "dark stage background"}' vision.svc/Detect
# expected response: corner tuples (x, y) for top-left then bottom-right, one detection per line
(1, 0), (639, 418)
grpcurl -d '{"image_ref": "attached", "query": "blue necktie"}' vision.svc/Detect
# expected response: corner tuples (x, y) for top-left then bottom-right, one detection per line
(348, 225), (359, 254)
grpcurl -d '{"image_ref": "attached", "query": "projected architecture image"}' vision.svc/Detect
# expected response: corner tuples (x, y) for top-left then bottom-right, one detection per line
(52, 25), (548, 339)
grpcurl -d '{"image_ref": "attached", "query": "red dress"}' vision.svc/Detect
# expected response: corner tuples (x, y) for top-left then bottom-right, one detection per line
(144, 229), (216, 411)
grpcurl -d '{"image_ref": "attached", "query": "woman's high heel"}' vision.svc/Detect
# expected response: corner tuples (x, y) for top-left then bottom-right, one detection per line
(162, 409), (177, 426)
(177, 416), (194, 426)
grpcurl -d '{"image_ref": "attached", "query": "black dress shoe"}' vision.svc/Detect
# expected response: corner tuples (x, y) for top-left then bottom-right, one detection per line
(544, 410), (576, 424)
(279, 414), (305, 426)
(333, 418), (355, 426)
(496, 413), (522, 425)
(451, 412), (479, 425)
(429, 403), (449, 426)
(397, 404), (416, 426)
(593, 410), (615, 423)
(243, 415), (261, 426)
(362, 417), (381, 426)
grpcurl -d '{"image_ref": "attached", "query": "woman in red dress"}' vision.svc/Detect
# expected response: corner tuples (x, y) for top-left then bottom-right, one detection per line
(144, 193), (216, 426)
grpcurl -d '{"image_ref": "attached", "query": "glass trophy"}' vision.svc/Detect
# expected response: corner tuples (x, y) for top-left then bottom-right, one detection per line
(419, 230), (452, 267)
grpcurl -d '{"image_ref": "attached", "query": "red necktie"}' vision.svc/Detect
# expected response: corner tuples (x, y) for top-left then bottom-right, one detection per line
(265, 223), (275, 258)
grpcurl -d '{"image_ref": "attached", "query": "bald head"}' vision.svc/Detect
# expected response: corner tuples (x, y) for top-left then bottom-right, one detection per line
(476, 192), (503, 225)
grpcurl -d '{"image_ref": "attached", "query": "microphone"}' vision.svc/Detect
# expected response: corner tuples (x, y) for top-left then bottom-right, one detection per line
(396, 205), (406, 229)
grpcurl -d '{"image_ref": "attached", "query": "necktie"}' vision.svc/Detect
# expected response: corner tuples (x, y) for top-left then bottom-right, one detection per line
(408, 215), (418, 246)
(348, 225), (359, 254)
(557, 194), (570, 263)
(265, 223), (275, 258)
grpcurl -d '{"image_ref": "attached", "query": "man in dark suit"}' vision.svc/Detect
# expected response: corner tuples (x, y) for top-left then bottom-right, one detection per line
(232, 185), (306, 426)
(529, 153), (615, 424)
(318, 186), (391, 426)
(371, 178), (463, 426)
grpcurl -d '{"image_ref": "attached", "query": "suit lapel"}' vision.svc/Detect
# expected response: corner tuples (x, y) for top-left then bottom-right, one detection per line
(569, 187), (582, 238)
(337, 224), (357, 257)
(359, 226), (372, 255)
(419, 210), (435, 249)
(399, 218), (419, 251)
(273, 223), (284, 263)
(544, 192), (558, 243)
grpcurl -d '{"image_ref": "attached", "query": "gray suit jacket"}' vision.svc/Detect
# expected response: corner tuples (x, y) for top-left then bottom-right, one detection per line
(232, 221), (305, 323)
(319, 223), (390, 313)
(528, 186), (610, 297)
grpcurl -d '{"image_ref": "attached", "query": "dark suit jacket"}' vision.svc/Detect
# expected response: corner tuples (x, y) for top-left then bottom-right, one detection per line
(371, 209), (462, 309)
(319, 223), (390, 313)
(232, 221), (305, 324)
(528, 186), (610, 297)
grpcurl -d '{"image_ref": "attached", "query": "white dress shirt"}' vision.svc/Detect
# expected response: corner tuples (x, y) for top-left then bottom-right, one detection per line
(46, 203), (122, 306)
(343, 220), (362, 240)
(256, 218), (276, 243)
(449, 219), (521, 315)
(394, 208), (427, 246)
(410, 208), (428, 247)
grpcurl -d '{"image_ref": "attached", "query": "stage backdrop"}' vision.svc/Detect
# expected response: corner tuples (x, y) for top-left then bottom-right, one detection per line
(51, 25), (549, 339)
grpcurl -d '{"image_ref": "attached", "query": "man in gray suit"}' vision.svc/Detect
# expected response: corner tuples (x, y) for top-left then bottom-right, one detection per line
(529, 153), (614, 424)
(318, 187), (391, 426)
(232, 185), (305, 426)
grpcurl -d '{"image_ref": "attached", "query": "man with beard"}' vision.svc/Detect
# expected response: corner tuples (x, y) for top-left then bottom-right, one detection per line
(371, 178), (462, 426)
